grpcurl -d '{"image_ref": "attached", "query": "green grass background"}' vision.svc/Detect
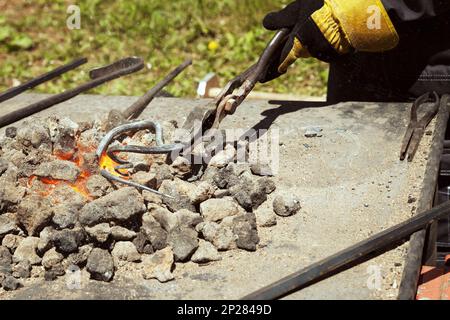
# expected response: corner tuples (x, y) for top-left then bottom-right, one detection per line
(0, 0), (328, 98)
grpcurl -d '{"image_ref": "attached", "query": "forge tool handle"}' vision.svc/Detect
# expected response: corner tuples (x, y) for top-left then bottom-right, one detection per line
(0, 57), (144, 128)
(0, 57), (87, 104)
(123, 59), (192, 120)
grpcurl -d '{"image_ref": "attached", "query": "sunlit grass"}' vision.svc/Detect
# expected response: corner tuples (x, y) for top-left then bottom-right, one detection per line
(0, 0), (328, 98)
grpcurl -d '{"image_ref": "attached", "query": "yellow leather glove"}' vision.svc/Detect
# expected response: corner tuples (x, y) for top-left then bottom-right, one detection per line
(261, 0), (399, 82)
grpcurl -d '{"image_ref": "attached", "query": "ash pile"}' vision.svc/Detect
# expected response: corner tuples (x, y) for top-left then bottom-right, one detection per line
(0, 115), (301, 291)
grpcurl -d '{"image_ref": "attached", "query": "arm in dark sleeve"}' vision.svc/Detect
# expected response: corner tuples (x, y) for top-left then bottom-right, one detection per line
(382, 0), (450, 22)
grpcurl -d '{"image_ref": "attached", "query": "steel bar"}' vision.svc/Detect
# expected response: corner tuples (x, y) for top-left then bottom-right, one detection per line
(398, 94), (450, 300)
(242, 199), (450, 300)
(123, 59), (192, 120)
(0, 57), (144, 128)
(100, 169), (171, 198)
(95, 120), (165, 159)
(0, 57), (87, 104)
(107, 143), (184, 164)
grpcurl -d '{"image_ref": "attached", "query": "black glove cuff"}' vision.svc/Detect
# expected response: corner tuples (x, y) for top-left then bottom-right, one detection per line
(296, 17), (341, 62)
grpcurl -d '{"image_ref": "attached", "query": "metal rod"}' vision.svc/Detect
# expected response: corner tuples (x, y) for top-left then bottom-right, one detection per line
(123, 59), (192, 120)
(0, 57), (144, 128)
(100, 169), (172, 198)
(107, 143), (184, 164)
(95, 120), (165, 159)
(398, 94), (450, 300)
(241, 200), (450, 300)
(0, 57), (88, 104)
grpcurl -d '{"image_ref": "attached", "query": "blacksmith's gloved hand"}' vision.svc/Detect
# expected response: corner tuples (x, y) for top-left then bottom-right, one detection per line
(260, 0), (400, 82)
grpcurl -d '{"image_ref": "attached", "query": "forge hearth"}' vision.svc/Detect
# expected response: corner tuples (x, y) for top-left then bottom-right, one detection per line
(0, 115), (299, 291)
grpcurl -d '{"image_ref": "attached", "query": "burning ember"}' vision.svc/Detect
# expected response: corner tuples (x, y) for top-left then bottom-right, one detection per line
(0, 115), (291, 293)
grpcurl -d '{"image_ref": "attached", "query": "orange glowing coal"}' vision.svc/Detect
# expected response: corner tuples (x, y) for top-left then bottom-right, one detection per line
(28, 142), (98, 200)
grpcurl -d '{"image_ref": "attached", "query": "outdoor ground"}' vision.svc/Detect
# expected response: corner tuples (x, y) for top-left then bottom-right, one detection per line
(0, 0), (328, 98)
(0, 94), (436, 299)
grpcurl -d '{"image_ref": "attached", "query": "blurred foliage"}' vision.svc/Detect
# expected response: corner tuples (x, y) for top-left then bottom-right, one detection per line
(0, 0), (328, 97)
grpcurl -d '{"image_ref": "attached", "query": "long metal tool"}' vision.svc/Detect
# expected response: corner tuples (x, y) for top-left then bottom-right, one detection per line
(0, 57), (87, 104)
(400, 91), (440, 161)
(122, 59), (192, 120)
(242, 200), (450, 300)
(173, 29), (290, 152)
(211, 28), (290, 128)
(0, 56), (144, 128)
(398, 94), (450, 299)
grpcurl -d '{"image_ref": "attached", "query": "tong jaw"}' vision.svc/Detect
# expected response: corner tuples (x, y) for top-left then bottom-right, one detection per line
(399, 91), (440, 162)
(211, 28), (290, 129)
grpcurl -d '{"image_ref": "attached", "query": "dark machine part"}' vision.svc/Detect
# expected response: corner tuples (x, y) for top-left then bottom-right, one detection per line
(0, 57), (87, 104)
(0, 57), (144, 128)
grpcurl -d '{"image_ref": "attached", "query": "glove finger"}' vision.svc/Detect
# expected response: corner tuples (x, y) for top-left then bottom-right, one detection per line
(262, 1), (302, 30)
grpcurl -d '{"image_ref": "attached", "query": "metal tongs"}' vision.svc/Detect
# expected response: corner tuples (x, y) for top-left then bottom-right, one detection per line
(400, 91), (440, 161)
(173, 28), (290, 151)
(97, 29), (290, 197)
(211, 28), (290, 129)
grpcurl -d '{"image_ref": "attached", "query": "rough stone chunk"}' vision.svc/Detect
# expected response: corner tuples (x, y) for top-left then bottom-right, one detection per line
(42, 248), (64, 269)
(16, 195), (53, 236)
(167, 227), (198, 262)
(51, 228), (86, 254)
(12, 260), (31, 279)
(141, 213), (167, 251)
(255, 208), (277, 228)
(49, 184), (86, 206)
(189, 181), (216, 205)
(152, 163), (173, 189)
(170, 156), (191, 177)
(176, 209), (203, 228)
(257, 177), (276, 195)
(250, 161), (275, 176)
(273, 194), (302, 217)
(232, 213), (259, 251)
(196, 222), (236, 251)
(159, 179), (196, 212)
(34, 160), (81, 182)
(133, 232), (154, 255)
(0, 182), (25, 213)
(110, 226), (136, 241)
(191, 240), (222, 264)
(37, 226), (55, 255)
(150, 206), (179, 232)
(1, 275), (21, 291)
(208, 145), (236, 168)
(86, 174), (114, 198)
(79, 187), (146, 226)
(229, 173), (268, 211)
(200, 198), (240, 222)
(64, 245), (92, 268)
(2, 235), (23, 252)
(0, 213), (17, 237)
(111, 241), (141, 262)
(13, 237), (41, 265)
(132, 171), (157, 188)
(85, 223), (111, 243)
(52, 204), (80, 229)
(16, 119), (50, 149)
(86, 248), (114, 282)
(141, 247), (174, 283)
(48, 117), (79, 158)
(0, 246), (12, 269)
